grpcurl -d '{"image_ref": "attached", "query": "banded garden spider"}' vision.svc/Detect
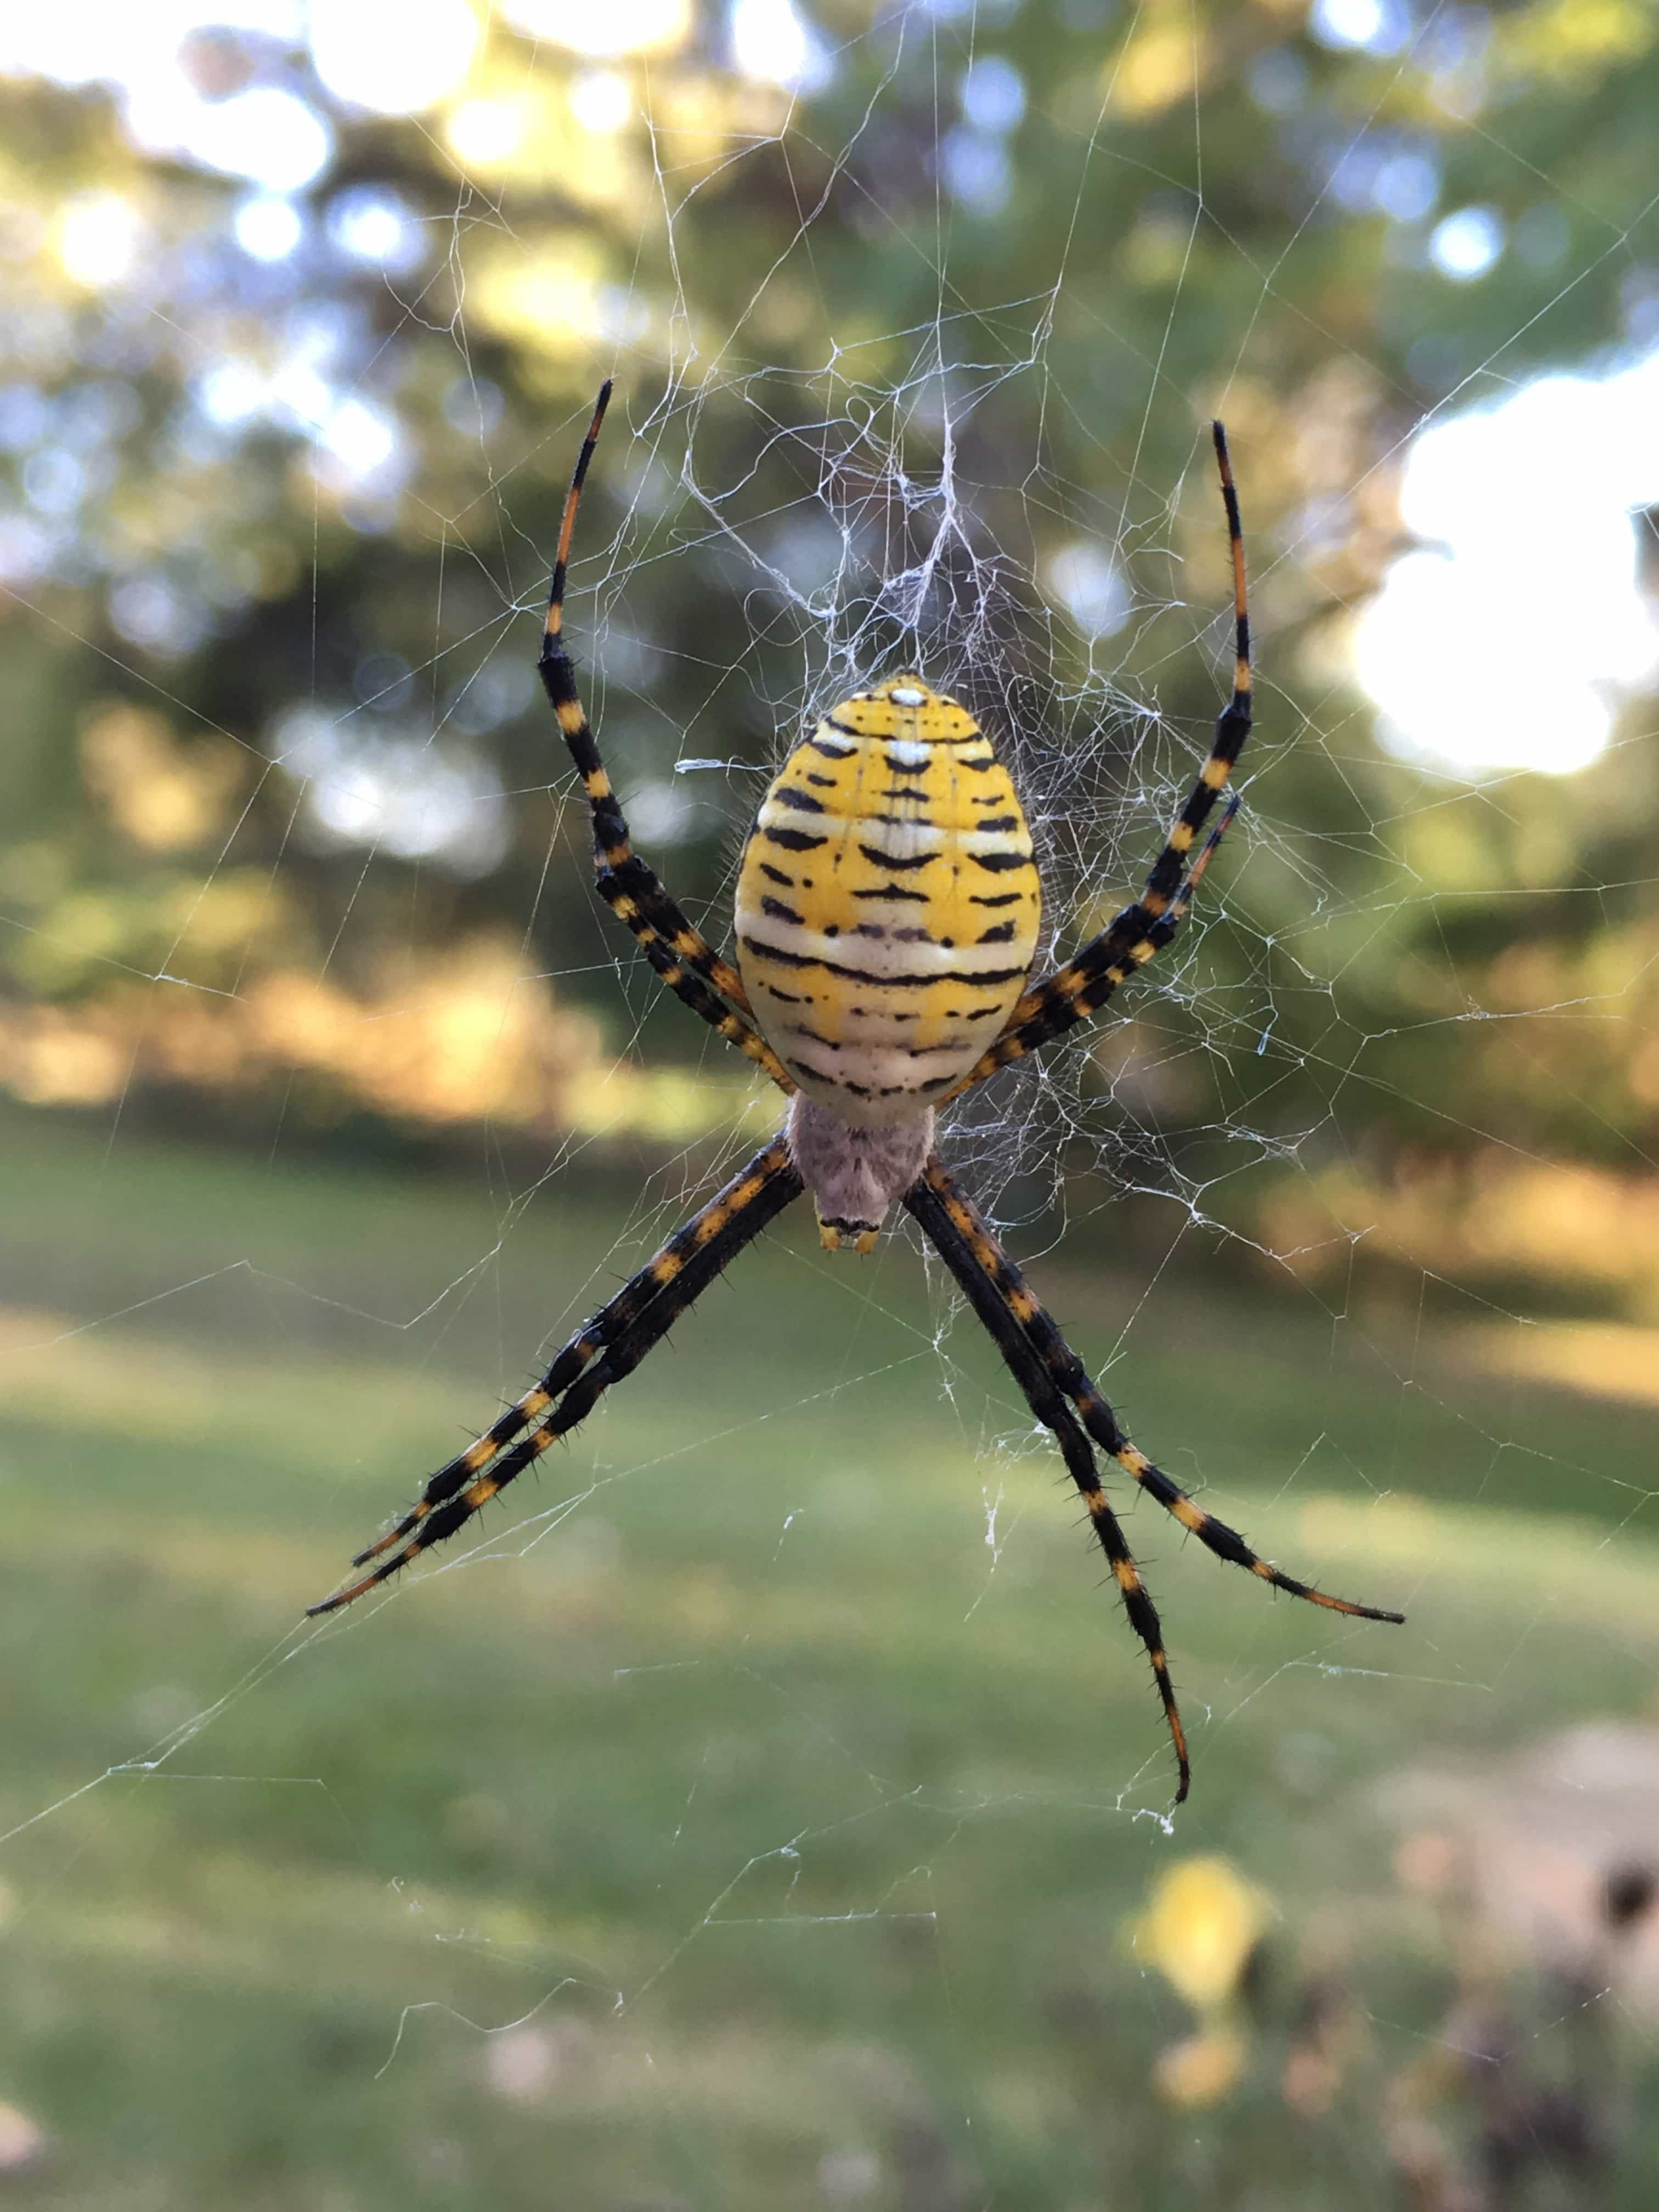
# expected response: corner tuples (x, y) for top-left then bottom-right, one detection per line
(310, 384), (1404, 1802)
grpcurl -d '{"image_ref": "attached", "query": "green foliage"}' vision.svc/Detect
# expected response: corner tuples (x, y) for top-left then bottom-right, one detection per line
(3, 1115), (1659, 2206)
(2, 3), (1657, 1281)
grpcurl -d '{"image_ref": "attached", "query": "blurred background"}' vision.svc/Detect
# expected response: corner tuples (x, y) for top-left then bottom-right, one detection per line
(3, 0), (1659, 2205)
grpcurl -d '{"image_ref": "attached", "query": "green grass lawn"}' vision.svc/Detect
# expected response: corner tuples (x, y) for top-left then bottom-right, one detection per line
(1, 1111), (1655, 2210)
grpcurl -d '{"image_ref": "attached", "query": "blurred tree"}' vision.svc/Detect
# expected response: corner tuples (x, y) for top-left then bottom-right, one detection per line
(1, 0), (1656, 1308)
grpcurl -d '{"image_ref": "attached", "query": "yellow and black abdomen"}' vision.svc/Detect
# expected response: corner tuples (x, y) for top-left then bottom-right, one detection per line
(734, 677), (1041, 1127)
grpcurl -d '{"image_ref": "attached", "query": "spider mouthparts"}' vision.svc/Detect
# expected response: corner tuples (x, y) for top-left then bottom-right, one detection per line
(816, 1218), (881, 1255)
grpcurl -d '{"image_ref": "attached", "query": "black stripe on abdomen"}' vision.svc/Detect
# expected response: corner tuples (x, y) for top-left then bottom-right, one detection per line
(738, 936), (1024, 990)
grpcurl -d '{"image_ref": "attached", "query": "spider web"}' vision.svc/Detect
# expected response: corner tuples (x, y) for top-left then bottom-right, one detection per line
(3, 4), (1659, 2204)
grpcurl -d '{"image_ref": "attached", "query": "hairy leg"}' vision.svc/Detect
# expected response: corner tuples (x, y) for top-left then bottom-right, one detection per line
(949, 422), (1251, 1098)
(539, 383), (793, 1093)
(914, 1156), (1404, 1625)
(309, 1137), (803, 1613)
(903, 1164), (1192, 1799)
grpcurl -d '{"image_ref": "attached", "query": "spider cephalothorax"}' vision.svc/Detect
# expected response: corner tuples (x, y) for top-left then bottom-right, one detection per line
(309, 382), (1403, 1805)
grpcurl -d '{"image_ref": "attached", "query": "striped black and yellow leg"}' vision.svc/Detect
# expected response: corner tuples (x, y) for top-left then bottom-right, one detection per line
(941, 793), (1238, 1102)
(538, 381), (794, 1096)
(307, 1137), (804, 1615)
(903, 1164), (1192, 1801)
(911, 1155), (1404, 1655)
(947, 421), (1252, 1102)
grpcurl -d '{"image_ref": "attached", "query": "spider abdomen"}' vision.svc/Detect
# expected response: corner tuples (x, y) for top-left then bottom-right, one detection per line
(734, 676), (1041, 1128)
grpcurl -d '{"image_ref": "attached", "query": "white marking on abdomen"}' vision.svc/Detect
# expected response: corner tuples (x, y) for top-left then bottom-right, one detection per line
(851, 820), (944, 863)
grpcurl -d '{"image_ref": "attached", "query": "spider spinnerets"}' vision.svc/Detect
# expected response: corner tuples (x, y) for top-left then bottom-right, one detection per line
(308, 381), (1403, 1805)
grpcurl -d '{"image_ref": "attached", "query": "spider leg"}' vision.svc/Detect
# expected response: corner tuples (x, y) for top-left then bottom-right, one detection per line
(912, 1155), (1404, 1627)
(540, 383), (794, 1095)
(948, 421), (1252, 1101)
(340, 1135), (799, 1570)
(308, 1136), (803, 1615)
(938, 794), (1238, 1104)
(903, 1163), (1192, 1801)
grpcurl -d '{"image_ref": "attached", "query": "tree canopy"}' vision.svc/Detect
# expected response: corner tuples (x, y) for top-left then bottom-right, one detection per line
(3, 0), (1657, 1316)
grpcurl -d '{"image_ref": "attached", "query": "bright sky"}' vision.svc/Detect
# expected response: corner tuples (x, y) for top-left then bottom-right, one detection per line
(1356, 354), (1659, 775)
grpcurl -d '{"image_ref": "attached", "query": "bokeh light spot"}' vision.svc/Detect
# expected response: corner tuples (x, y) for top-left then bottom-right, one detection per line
(310, 0), (478, 115)
(730, 0), (826, 89)
(940, 127), (1011, 216)
(1429, 205), (1504, 281)
(958, 55), (1025, 133)
(58, 193), (143, 290)
(569, 69), (633, 132)
(507, 0), (692, 59)
(1309, 0), (1411, 56)
(233, 194), (304, 262)
(446, 97), (527, 165)
(326, 185), (426, 275)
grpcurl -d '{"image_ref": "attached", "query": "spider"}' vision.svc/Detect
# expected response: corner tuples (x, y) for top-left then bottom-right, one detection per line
(309, 382), (1404, 1802)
